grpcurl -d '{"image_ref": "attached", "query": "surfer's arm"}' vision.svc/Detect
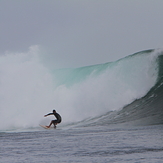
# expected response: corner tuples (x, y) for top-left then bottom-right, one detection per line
(44, 113), (53, 117)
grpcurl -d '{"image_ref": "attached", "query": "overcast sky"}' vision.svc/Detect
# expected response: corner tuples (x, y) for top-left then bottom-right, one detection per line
(0, 0), (163, 68)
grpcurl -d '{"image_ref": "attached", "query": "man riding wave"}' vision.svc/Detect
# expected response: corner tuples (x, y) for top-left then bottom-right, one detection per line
(44, 110), (62, 128)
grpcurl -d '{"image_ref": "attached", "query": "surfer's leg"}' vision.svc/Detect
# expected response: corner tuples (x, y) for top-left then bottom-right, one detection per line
(46, 121), (53, 128)
(52, 120), (58, 127)
(47, 120), (59, 128)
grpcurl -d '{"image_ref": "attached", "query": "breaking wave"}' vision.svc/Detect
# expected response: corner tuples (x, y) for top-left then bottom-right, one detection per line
(0, 46), (163, 131)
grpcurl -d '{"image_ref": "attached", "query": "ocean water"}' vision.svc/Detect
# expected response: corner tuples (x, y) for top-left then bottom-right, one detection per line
(0, 125), (163, 163)
(0, 47), (163, 162)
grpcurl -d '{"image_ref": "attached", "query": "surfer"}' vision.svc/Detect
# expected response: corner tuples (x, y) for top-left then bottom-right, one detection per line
(44, 110), (62, 128)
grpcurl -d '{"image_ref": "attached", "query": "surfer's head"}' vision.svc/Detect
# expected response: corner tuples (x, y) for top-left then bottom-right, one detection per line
(53, 110), (56, 113)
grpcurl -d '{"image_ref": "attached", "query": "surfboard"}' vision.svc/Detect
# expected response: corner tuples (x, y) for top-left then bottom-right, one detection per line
(39, 124), (56, 129)
(40, 124), (48, 129)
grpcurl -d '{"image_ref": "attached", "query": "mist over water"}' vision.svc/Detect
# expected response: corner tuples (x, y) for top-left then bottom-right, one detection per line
(0, 46), (160, 131)
(0, 46), (53, 129)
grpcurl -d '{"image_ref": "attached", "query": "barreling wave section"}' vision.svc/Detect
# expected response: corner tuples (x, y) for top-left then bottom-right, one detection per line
(0, 46), (162, 131)
(76, 50), (163, 127)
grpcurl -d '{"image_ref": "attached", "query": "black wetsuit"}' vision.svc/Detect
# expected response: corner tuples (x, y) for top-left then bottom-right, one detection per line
(53, 112), (62, 123)
(47, 112), (62, 124)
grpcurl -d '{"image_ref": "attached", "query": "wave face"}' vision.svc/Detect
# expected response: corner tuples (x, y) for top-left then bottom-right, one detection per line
(0, 47), (163, 131)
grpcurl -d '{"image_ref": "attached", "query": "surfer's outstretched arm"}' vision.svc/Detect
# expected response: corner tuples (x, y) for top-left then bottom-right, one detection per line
(44, 113), (53, 117)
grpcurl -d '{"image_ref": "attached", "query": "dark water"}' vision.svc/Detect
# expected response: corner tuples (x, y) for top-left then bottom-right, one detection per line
(1, 125), (163, 163)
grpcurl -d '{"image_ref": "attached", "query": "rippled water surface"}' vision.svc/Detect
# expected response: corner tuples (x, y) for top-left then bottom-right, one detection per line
(1, 125), (163, 163)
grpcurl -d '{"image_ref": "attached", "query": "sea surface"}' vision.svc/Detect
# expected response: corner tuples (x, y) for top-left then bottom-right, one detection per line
(0, 125), (163, 163)
(0, 48), (163, 162)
